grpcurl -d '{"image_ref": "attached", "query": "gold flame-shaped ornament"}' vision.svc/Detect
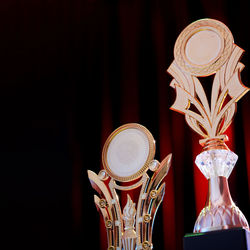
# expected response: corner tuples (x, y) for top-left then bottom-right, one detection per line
(122, 195), (137, 250)
(168, 18), (249, 233)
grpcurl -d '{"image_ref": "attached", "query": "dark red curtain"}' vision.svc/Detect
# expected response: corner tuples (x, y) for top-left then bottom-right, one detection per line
(2, 0), (250, 249)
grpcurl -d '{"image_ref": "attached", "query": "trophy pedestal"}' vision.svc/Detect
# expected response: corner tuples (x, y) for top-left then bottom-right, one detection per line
(183, 228), (250, 250)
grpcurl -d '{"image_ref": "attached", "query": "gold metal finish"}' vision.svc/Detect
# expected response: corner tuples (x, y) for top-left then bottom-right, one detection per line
(142, 241), (152, 249)
(87, 123), (172, 249)
(168, 19), (249, 145)
(99, 198), (108, 208)
(143, 214), (152, 223)
(105, 220), (113, 229)
(201, 137), (229, 151)
(149, 190), (157, 199)
(168, 18), (249, 233)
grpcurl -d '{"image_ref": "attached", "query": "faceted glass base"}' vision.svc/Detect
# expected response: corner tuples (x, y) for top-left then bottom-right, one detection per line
(195, 149), (238, 179)
(194, 149), (249, 232)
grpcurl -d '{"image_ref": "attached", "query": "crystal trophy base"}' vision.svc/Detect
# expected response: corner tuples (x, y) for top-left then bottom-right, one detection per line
(194, 149), (249, 232)
(183, 228), (250, 250)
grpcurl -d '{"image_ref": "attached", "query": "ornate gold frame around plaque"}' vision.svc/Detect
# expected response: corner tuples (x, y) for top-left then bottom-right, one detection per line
(88, 123), (172, 249)
(102, 123), (156, 182)
(168, 18), (249, 232)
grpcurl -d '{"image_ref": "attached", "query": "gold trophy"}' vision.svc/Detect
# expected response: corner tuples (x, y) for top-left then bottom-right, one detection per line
(167, 18), (249, 233)
(87, 123), (172, 249)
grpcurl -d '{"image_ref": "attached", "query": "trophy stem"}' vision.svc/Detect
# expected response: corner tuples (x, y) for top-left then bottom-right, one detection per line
(205, 176), (233, 208)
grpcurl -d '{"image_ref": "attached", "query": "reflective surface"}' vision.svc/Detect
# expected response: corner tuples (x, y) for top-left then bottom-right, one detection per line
(194, 176), (249, 232)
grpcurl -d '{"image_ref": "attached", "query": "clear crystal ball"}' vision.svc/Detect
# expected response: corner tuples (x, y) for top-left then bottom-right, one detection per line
(149, 160), (159, 171)
(195, 149), (238, 179)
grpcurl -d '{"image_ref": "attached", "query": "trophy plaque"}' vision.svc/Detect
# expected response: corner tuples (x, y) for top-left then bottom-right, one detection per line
(167, 18), (249, 234)
(87, 123), (172, 249)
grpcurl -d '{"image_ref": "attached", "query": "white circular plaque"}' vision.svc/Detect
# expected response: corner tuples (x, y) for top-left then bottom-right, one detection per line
(185, 29), (222, 66)
(102, 124), (155, 182)
(174, 19), (234, 76)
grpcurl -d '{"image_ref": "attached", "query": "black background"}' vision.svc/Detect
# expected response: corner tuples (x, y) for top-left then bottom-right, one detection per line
(1, 0), (250, 249)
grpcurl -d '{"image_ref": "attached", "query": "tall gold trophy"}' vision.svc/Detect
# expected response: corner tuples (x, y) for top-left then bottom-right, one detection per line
(168, 18), (249, 233)
(87, 123), (172, 249)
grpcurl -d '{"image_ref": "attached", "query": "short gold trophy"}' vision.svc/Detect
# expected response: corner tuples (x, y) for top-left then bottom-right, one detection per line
(87, 123), (172, 249)
(168, 18), (249, 233)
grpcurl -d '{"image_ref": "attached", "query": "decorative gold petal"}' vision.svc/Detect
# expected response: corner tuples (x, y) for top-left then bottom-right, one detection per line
(225, 45), (244, 83)
(168, 61), (195, 95)
(87, 170), (112, 205)
(147, 153), (172, 192)
(227, 70), (249, 101)
(170, 83), (191, 114)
